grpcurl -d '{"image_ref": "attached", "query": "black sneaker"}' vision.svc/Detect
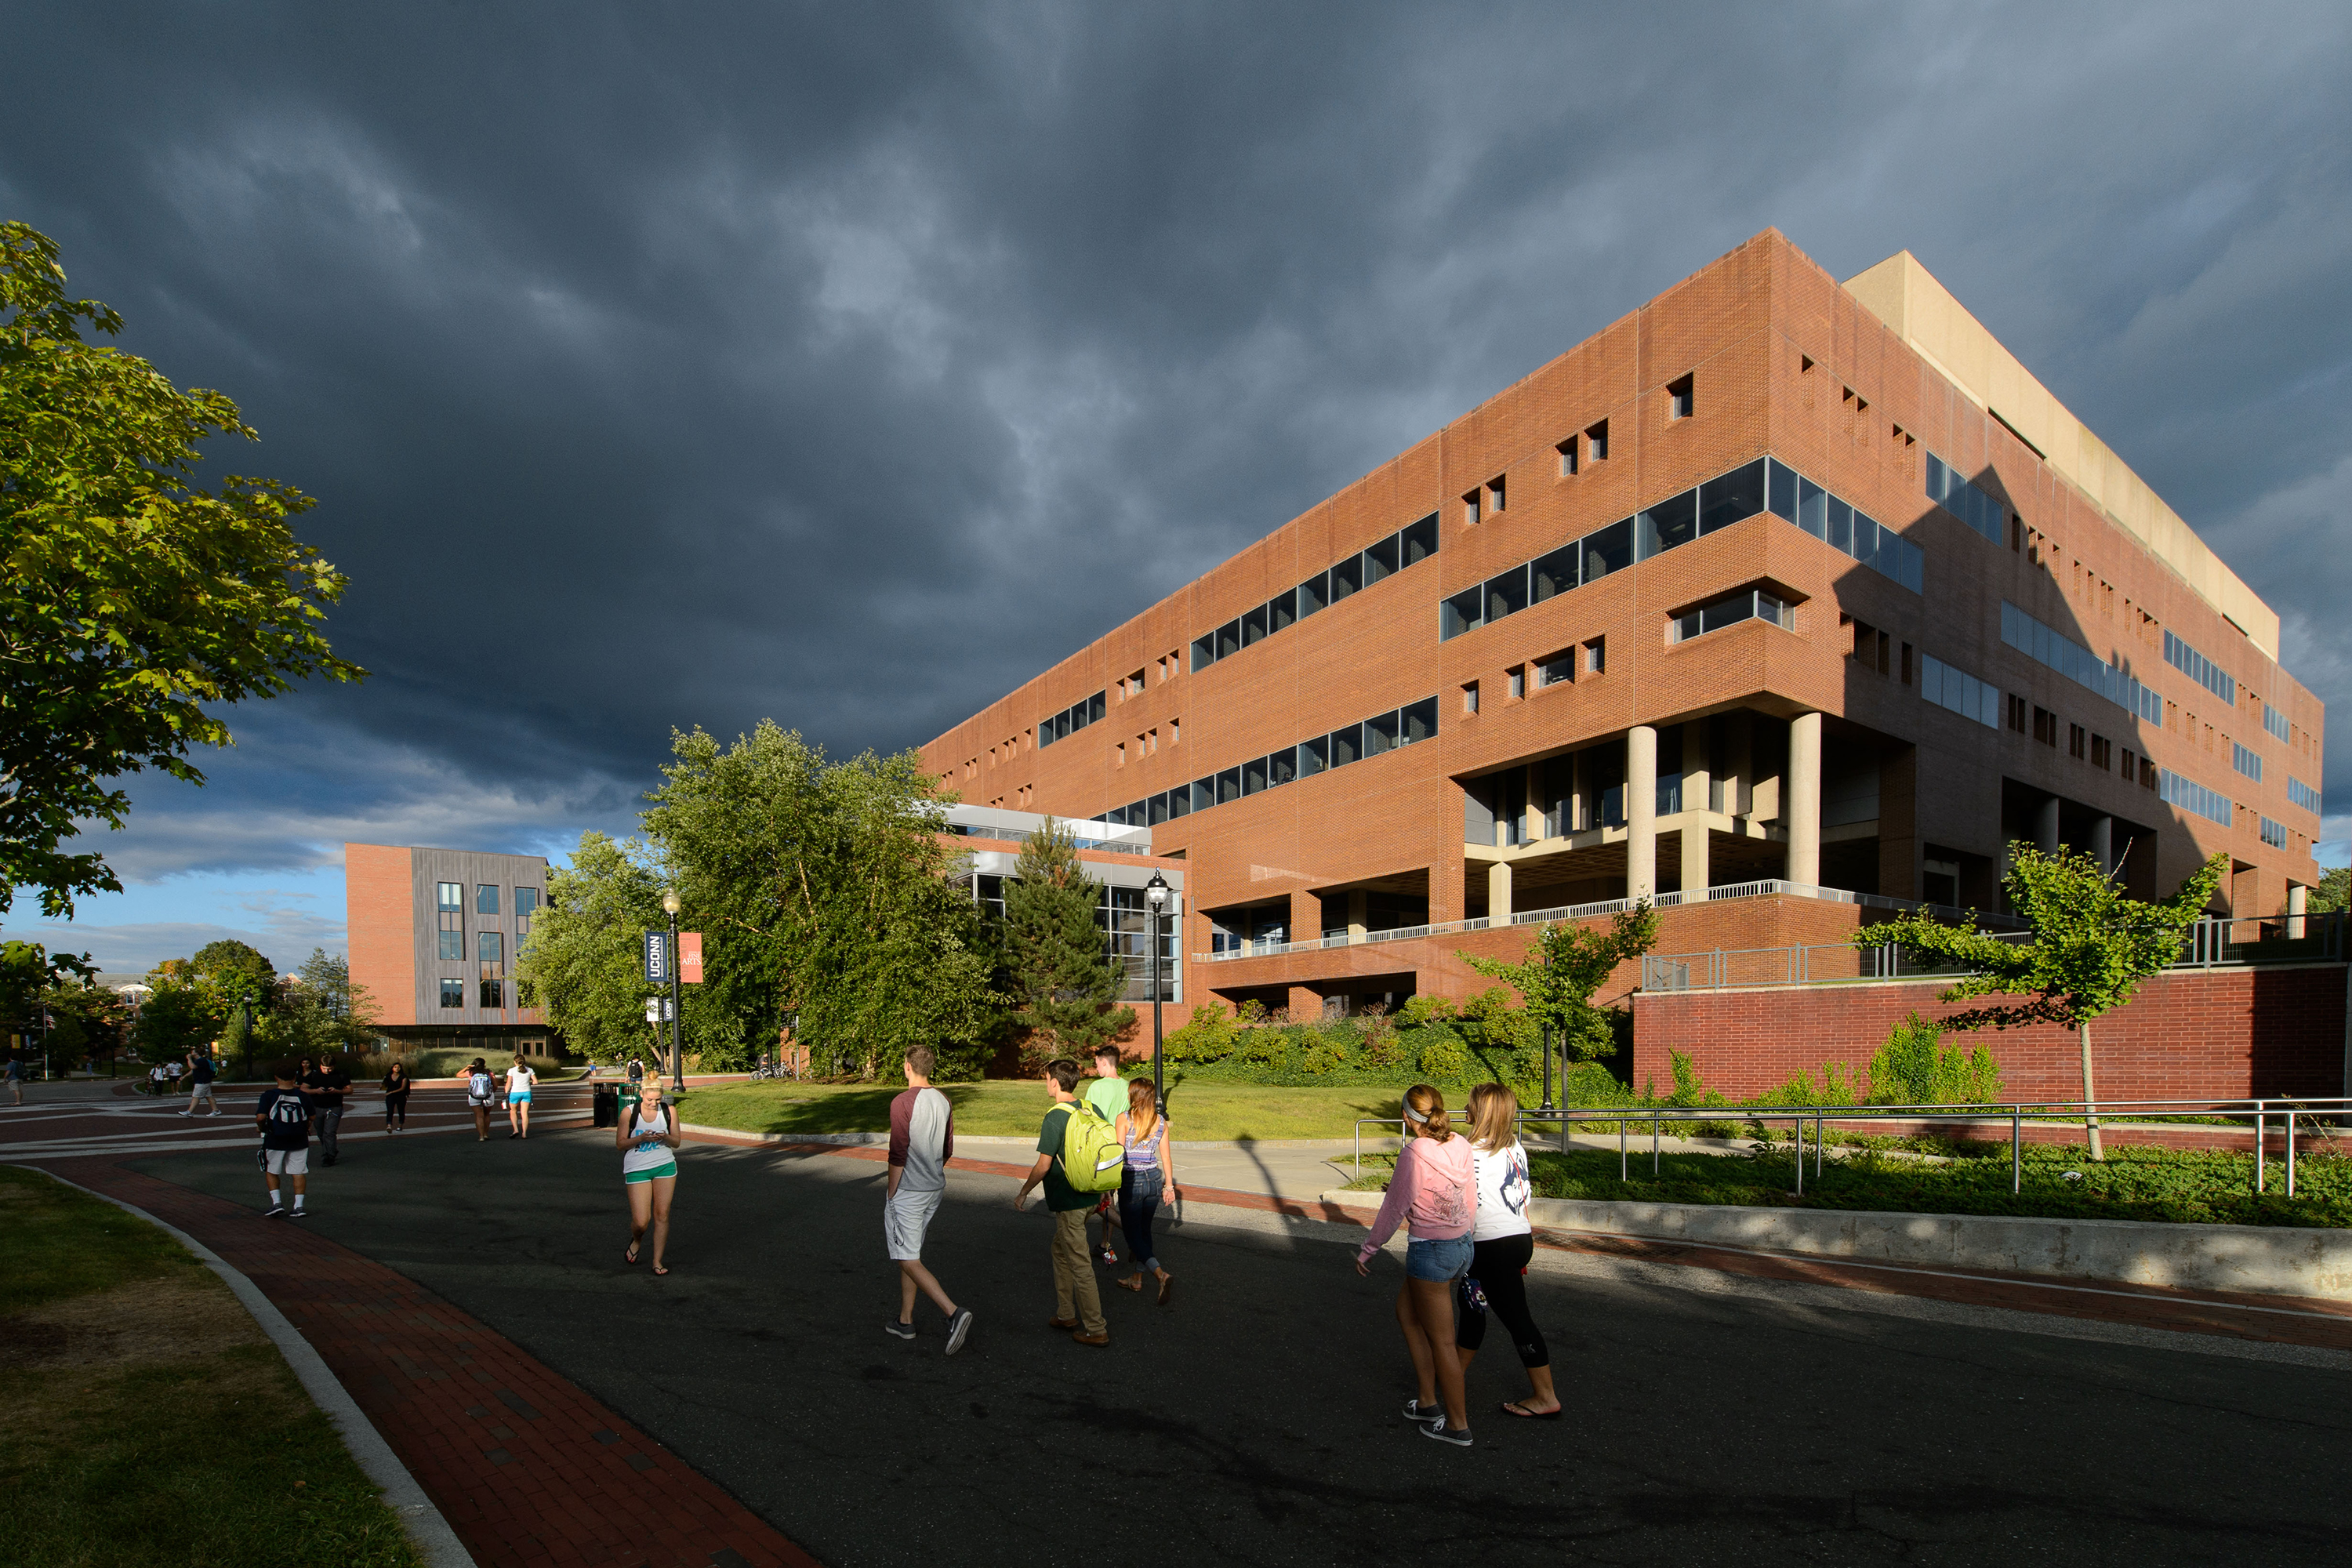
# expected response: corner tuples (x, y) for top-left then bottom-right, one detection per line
(289, 1207), (309, 1220)
(1422, 1423), (1474, 1447)
(263, 1205), (286, 1219)
(1401, 1398), (1444, 1427)
(944, 1308), (974, 1356)
(884, 1320), (916, 1341)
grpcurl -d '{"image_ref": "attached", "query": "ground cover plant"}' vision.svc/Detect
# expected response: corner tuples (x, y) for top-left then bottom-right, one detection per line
(0, 1167), (420, 1567)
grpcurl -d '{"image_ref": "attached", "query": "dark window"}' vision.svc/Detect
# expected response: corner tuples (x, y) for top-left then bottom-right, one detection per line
(1637, 489), (1698, 559)
(1328, 722), (1362, 768)
(1243, 756), (1269, 795)
(437, 882), (463, 913)
(1167, 786), (1192, 819)
(440, 978), (464, 1009)
(1400, 696), (1438, 743)
(1462, 487), (1482, 524)
(1191, 779), (1215, 813)
(1192, 635), (1215, 673)
(1766, 457), (1798, 521)
(1215, 619), (1242, 660)
(1399, 513), (1439, 565)
(1296, 571), (1328, 618)
(1268, 587), (1296, 633)
(477, 884), (499, 915)
(1508, 668), (1525, 699)
(1363, 533), (1399, 585)
(1667, 375), (1693, 419)
(1537, 649), (1574, 686)
(1581, 517), (1634, 580)
(1798, 475), (1827, 537)
(1697, 458), (1766, 534)
(1483, 564), (1529, 625)
(1586, 419), (1608, 461)
(1329, 554), (1363, 601)
(1216, 768), (1242, 805)
(1088, 691), (1105, 724)
(1149, 792), (1171, 825)
(2069, 723), (2088, 760)
(1558, 435), (1578, 476)
(1365, 710), (1399, 756)
(480, 977), (503, 1009)
(2091, 735), (2113, 771)
(1299, 734), (1328, 775)
(515, 887), (538, 935)
(1485, 474), (1506, 514)
(1440, 586), (1484, 641)
(1242, 603), (1268, 647)
(1266, 746), (1297, 786)
(1585, 637), (1606, 674)
(1826, 496), (1854, 554)
(438, 931), (462, 961)
(1531, 543), (1578, 603)
(2006, 694), (2027, 734)
(1464, 681), (1480, 713)
(1105, 805), (1127, 828)
(2033, 706), (2059, 746)
(1852, 512), (1881, 569)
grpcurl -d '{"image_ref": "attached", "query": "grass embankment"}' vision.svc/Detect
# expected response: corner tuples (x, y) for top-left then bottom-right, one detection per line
(0, 1167), (421, 1567)
(683, 1079), (1406, 1142)
(1342, 1142), (2352, 1229)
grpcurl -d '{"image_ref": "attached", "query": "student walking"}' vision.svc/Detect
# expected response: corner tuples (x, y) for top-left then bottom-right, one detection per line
(314, 1056), (351, 1164)
(1112, 1078), (1178, 1306)
(178, 1050), (220, 1118)
(1083, 1045), (1127, 1265)
(618, 1079), (681, 1275)
(505, 1055), (537, 1138)
(1454, 1083), (1561, 1420)
(466, 1058), (497, 1140)
(1355, 1083), (1477, 1446)
(256, 1061), (314, 1218)
(5, 1055), (23, 1106)
(1014, 1059), (1110, 1348)
(883, 1046), (974, 1352)
(382, 1061), (412, 1131)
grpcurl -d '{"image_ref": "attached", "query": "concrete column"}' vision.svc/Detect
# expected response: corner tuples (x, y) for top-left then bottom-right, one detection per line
(1787, 713), (1821, 887)
(1570, 749), (1588, 835)
(1723, 710), (1751, 820)
(2089, 815), (2114, 877)
(1628, 726), (1657, 901)
(1486, 859), (1513, 924)
(1523, 764), (1546, 846)
(1680, 825), (1710, 894)
(1346, 889), (1368, 944)
(1682, 720), (1711, 819)
(2035, 794), (2061, 855)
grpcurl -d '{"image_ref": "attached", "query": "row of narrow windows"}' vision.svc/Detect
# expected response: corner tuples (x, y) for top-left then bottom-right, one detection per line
(1192, 514), (1439, 673)
(1037, 690), (1106, 748)
(1099, 697), (1439, 828)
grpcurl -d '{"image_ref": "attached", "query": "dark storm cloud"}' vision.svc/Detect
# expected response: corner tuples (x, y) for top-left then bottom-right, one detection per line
(5, 0), (2350, 880)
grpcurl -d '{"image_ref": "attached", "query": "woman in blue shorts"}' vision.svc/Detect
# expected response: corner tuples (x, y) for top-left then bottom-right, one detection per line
(504, 1054), (537, 1139)
(617, 1078), (680, 1275)
(1353, 1083), (1478, 1448)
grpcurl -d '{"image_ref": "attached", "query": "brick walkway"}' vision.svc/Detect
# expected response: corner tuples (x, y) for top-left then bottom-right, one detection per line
(38, 1157), (818, 1568)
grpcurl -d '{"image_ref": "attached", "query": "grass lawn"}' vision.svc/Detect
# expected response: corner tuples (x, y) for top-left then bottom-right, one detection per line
(1343, 1142), (2352, 1228)
(0, 1167), (422, 1567)
(680, 1077), (1410, 1142)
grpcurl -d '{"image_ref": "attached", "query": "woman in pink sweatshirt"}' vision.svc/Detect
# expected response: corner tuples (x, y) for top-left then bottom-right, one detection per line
(1355, 1083), (1478, 1446)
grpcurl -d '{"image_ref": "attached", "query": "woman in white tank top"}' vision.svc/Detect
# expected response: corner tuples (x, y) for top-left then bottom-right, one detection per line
(615, 1080), (681, 1275)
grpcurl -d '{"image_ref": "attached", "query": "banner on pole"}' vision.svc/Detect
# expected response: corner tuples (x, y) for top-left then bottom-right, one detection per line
(643, 930), (670, 986)
(679, 931), (702, 984)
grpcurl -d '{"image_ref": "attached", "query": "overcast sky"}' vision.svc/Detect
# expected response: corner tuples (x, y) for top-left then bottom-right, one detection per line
(5, 2), (2348, 971)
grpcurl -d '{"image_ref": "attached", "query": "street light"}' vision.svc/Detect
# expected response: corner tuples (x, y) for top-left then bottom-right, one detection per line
(660, 887), (684, 1095)
(1145, 871), (1170, 1117)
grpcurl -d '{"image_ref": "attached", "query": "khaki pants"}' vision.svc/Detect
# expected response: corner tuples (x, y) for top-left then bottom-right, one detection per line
(1050, 1207), (1107, 1335)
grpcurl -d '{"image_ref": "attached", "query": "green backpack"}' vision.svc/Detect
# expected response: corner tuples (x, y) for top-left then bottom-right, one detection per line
(1058, 1098), (1127, 1193)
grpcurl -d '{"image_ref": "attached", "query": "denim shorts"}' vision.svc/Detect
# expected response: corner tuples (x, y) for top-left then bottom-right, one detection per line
(1405, 1234), (1473, 1283)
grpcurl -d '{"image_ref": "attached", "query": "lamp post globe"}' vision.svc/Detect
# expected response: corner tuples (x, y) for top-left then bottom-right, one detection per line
(1145, 872), (1170, 1116)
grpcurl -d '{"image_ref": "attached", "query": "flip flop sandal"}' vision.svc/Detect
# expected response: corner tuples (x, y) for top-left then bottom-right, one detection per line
(1115, 1276), (1145, 1292)
(1502, 1401), (1564, 1420)
(625, 1241), (641, 1265)
(652, 1264), (670, 1276)
(1156, 1275), (1176, 1308)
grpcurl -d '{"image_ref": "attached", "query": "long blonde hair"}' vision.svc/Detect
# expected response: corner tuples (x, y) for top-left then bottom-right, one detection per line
(1126, 1078), (1158, 1138)
(1465, 1082), (1519, 1151)
(1401, 1083), (1452, 1142)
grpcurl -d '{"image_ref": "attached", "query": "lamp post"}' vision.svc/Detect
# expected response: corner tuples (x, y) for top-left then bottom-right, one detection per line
(660, 887), (684, 1094)
(1540, 1021), (1555, 1112)
(1145, 872), (1170, 1116)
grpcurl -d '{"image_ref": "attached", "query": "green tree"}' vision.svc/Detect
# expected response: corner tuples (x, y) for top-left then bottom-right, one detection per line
(1460, 899), (1658, 1064)
(2, 938), (93, 1030)
(260, 948), (383, 1057)
(0, 222), (362, 917)
(1853, 844), (2226, 1159)
(1000, 818), (1134, 1059)
(2307, 867), (2349, 915)
(130, 968), (228, 1066)
(517, 831), (668, 1065)
(37, 980), (131, 1071)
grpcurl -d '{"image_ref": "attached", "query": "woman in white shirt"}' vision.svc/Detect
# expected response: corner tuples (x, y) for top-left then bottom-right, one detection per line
(616, 1079), (681, 1275)
(1454, 1083), (1561, 1419)
(504, 1055), (537, 1139)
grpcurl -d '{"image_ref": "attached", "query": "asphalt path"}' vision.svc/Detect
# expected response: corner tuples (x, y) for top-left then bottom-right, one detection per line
(129, 1123), (2349, 1566)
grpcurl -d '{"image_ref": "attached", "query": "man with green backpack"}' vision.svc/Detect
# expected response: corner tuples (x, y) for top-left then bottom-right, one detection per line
(1014, 1058), (1123, 1346)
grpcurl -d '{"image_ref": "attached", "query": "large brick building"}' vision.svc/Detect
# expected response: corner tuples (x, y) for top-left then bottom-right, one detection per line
(346, 843), (553, 1052)
(920, 231), (2325, 1018)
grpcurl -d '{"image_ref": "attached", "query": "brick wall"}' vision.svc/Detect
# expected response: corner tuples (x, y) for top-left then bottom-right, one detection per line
(1632, 964), (2347, 1102)
(345, 844), (417, 1027)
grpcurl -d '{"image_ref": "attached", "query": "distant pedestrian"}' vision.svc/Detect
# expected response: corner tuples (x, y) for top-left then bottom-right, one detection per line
(619, 1078), (680, 1275)
(883, 1046), (974, 1352)
(466, 1058), (497, 1140)
(256, 1059), (314, 1218)
(1455, 1083), (1560, 1421)
(505, 1055), (537, 1139)
(1112, 1078), (1178, 1307)
(1355, 1083), (1476, 1446)
(1083, 1045), (1127, 1265)
(382, 1061), (412, 1131)
(178, 1048), (219, 1118)
(314, 1055), (351, 1164)
(5, 1055), (23, 1106)
(1014, 1059), (1109, 1347)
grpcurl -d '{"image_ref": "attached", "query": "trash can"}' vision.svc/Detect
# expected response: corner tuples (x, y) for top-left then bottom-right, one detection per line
(618, 1083), (640, 1126)
(592, 1083), (619, 1129)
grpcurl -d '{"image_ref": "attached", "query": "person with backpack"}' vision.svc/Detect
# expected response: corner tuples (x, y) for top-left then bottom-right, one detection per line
(1454, 1083), (1561, 1420)
(255, 1060), (314, 1218)
(618, 1077), (681, 1275)
(1112, 1077), (1178, 1307)
(504, 1054), (537, 1139)
(1355, 1083), (1477, 1446)
(883, 1045), (974, 1352)
(1083, 1044), (1128, 1265)
(466, 1058), (497, 1140)
(1013, 1058), (1114, 1347)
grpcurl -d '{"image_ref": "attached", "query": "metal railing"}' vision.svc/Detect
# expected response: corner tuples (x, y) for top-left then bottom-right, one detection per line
(1351, 1095), (2350, 1203)
(1642, 913), (2347, 993)
(1201, 877), (2023, 962)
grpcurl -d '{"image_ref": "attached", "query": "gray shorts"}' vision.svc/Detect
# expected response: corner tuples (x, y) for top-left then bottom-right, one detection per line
(188, 1080), (215, 1102)
(263, 1148), (309, 1177)
(885, 1185), (942, 1261)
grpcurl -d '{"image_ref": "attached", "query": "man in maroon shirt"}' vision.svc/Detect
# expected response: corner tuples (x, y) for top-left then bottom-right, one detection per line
(884, 1045), (973, 1353)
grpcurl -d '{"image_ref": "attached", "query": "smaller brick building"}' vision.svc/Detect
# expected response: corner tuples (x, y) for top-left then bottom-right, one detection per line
(347, 842), (552, 1054)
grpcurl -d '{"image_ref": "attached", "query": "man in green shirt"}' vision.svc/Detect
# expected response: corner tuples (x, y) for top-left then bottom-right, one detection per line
(1082, 1045), (1129, 1265)
(1014, 1058), (1109, 1346)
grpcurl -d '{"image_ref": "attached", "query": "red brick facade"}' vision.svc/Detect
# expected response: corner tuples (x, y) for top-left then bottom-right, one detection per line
(346, 842), (419, 1027)
(1633, 965), (2349, 1103)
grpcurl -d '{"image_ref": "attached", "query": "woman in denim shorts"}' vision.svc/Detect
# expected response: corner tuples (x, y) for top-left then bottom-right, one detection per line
(1355, 1083), (1478, 1447)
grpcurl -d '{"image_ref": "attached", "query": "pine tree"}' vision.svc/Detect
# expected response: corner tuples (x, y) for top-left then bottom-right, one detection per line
(1000, 819), (1135, 1056)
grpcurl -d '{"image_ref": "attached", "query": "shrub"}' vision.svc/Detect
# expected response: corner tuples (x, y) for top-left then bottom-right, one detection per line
(1360, 1022), (1409, 1069)
(1163, 1004), (1238, 1064)
(1868, 1011), (2003, 1105)
(1236, 1025), (1290, 1068)
(1415, 1036), (1469, 1078)
(1300, 1038), (1350, 1076)
(1397, 995), (1457, 1029)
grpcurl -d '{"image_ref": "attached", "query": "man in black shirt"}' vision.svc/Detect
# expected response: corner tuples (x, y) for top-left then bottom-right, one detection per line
(313, 1056), (352, 1164)
(255, 1061), (313, 1218)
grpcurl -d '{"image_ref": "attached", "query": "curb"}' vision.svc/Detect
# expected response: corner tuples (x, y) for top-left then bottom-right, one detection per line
(21, 1167), (476, 1568)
